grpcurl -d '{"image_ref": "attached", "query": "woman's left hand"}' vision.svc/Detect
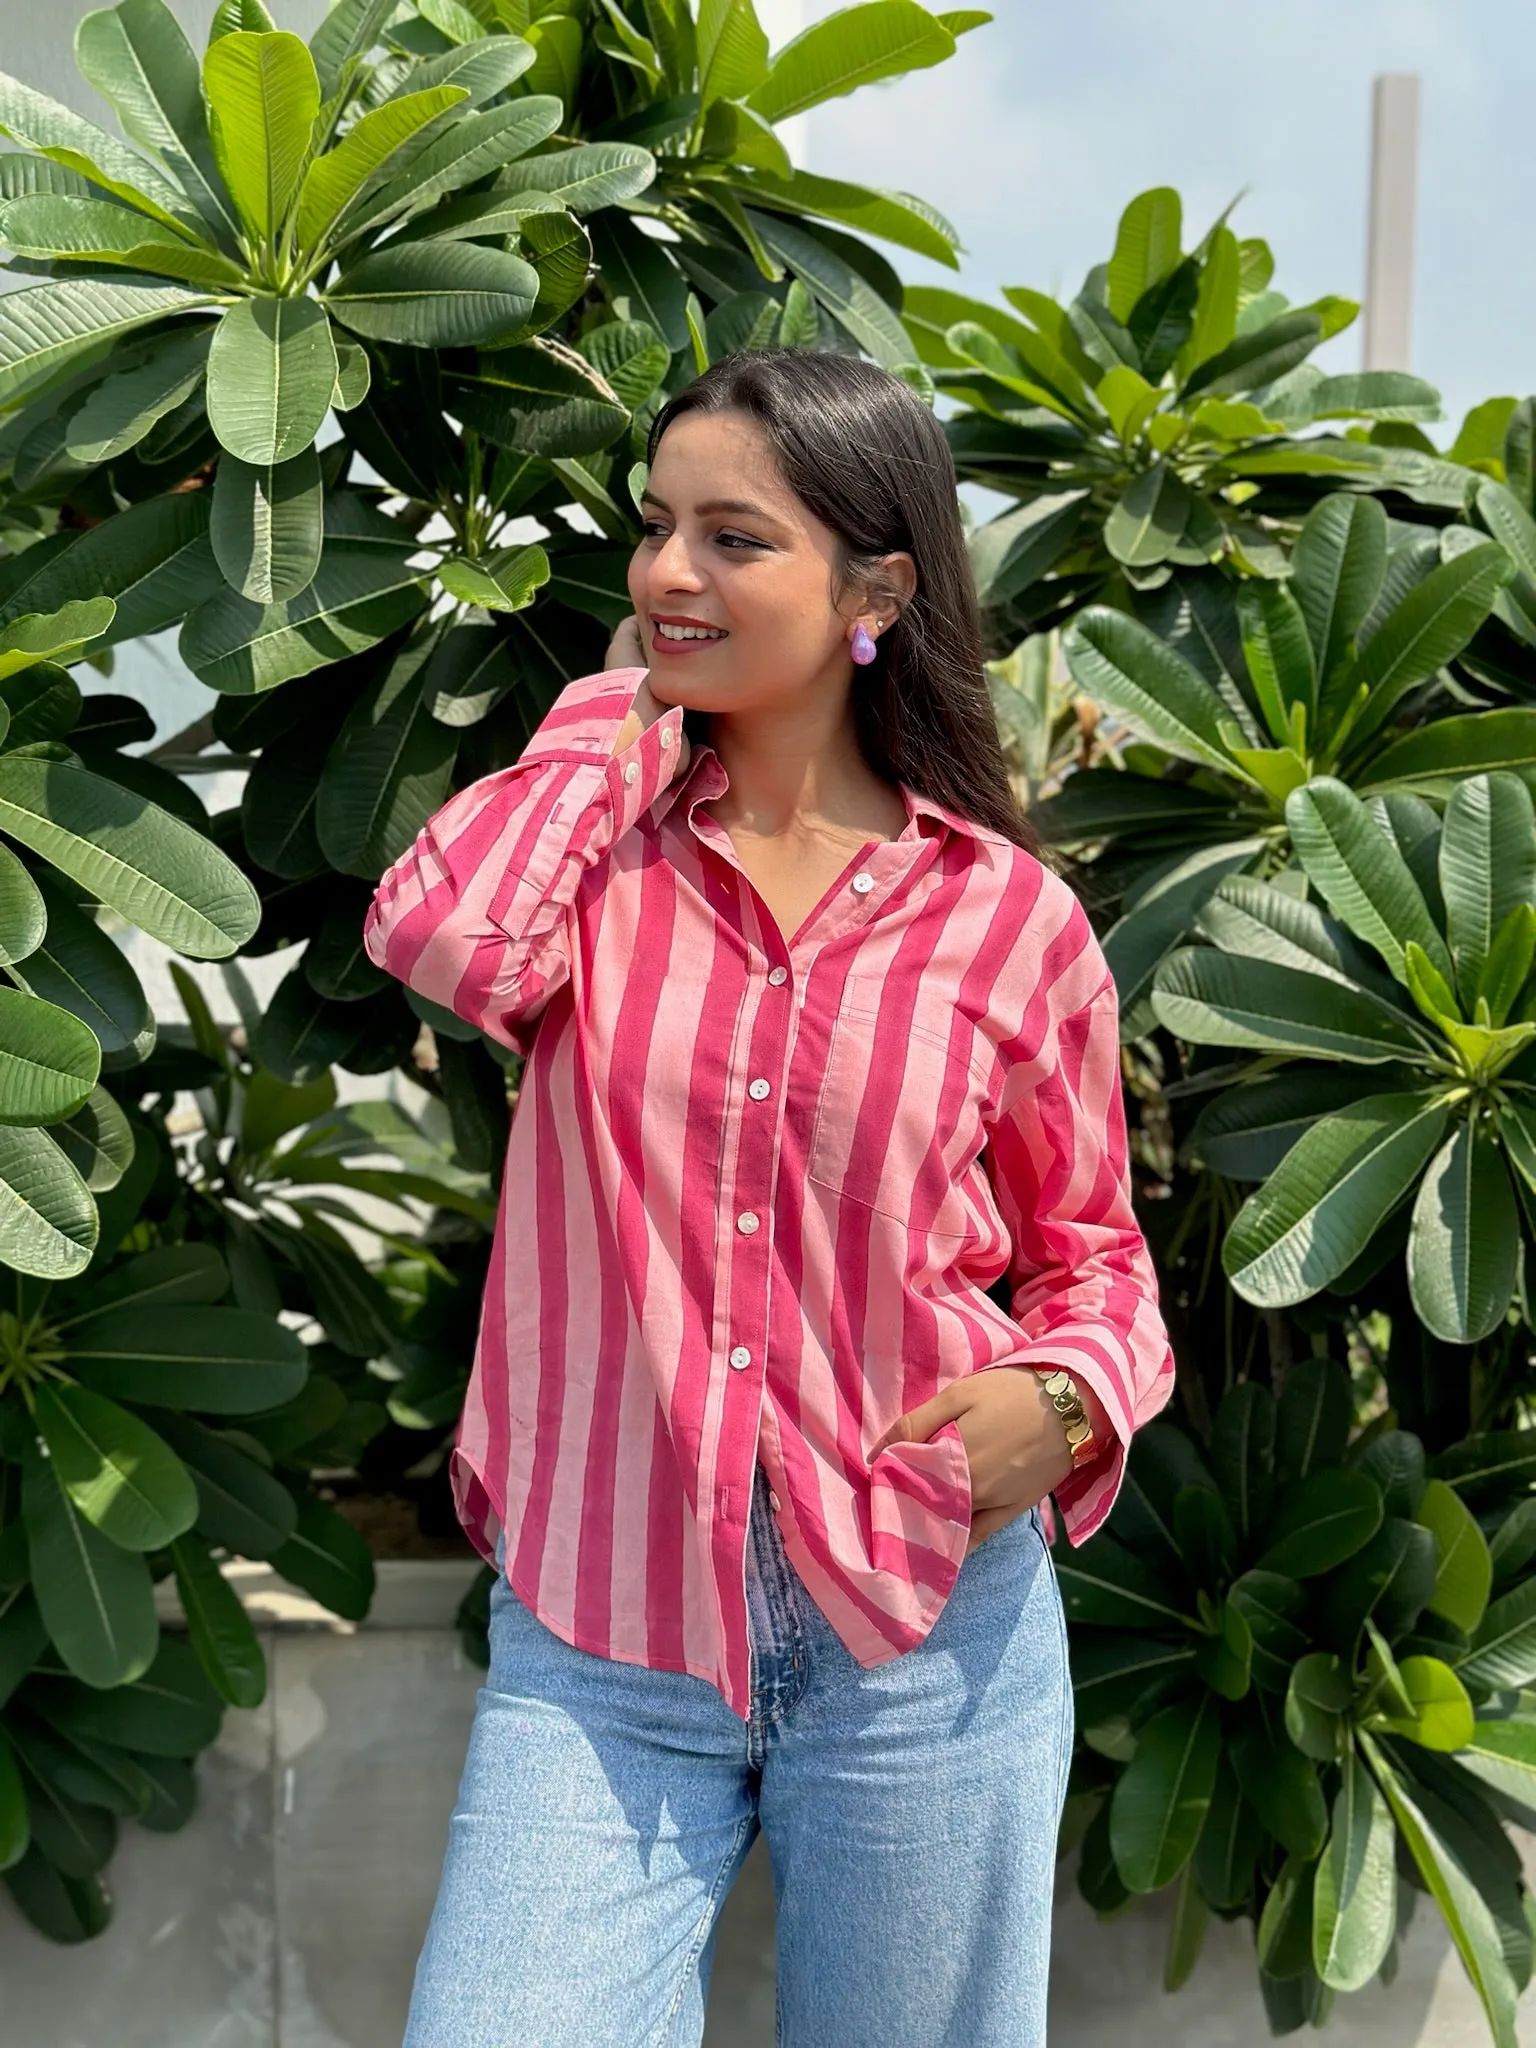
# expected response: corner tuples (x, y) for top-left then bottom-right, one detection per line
(869, 1368), (1084, 1554)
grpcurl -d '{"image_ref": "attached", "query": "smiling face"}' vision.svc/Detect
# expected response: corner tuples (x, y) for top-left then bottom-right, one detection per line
(627, 409), (879, 714)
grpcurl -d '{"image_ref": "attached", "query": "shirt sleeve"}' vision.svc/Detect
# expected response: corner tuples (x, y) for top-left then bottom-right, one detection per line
(362, 665), (684, 1053)
(981, 917), (1176, 1544)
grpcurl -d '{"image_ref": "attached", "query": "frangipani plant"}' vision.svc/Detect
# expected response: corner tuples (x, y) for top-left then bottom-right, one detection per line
(1066, 1360), (1536, 2045)
(1154, 771), (1536, 1345)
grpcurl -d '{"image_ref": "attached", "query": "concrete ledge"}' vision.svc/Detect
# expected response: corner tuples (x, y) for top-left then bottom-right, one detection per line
(154, 1556), (487, 1634)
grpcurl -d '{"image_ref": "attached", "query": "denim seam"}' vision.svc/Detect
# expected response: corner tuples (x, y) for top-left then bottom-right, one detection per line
(653, 1807), (757, 2048)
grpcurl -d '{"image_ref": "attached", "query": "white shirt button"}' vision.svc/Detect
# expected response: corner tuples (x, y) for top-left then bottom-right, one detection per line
(767, 966), (788, 986)
(623, 761), (639, 785)
(769, 1490), (782, 1512)
(659, 725), (674, 749)
(748, 1078), (770, 1101)
(736, 1210), (759, 1234)
(851, 871), (874, 894)
(729, 1345), (751, 1370)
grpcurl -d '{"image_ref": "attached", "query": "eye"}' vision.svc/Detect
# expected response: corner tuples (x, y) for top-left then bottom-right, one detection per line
(640, 519), (670, 540)
(715, 530), (769, 552)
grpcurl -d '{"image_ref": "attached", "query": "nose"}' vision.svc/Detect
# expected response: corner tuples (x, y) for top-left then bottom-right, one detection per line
(645, 527), (706, 596)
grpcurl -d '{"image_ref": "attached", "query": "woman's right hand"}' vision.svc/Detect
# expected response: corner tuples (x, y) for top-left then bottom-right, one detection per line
(609, 621), (690, 781)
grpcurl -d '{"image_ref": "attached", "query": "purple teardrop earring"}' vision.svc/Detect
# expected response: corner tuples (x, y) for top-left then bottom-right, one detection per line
(850, 621), (878, 666)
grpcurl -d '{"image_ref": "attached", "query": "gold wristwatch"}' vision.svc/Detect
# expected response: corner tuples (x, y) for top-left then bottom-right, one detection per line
(1041, 1368), (1099, 1470)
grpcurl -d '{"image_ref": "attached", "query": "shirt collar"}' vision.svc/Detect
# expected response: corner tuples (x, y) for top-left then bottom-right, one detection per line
(650, 735), (999, 848)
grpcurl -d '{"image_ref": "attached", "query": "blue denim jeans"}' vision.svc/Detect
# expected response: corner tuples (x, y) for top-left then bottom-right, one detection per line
(402, 1462), (1071, 2048)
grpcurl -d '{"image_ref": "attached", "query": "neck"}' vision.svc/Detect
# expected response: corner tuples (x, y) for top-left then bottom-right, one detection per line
(702, 666), (890, 841)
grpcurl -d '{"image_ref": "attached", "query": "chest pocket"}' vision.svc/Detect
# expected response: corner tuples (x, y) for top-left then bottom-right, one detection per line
(806, 973), (987, 1238)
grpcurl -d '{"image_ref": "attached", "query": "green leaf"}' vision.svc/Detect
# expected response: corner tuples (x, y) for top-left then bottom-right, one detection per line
(0, 1730), (27, 1870)
(21, 1441), (156, 1689)
(0, 66), (196, 228)
(206, 295), (337, 465)
(1069, 1633), (1198, 1727)
(1312, 1754), (1396, 1991)
(1196, 876), (1400, 1005)
(0, 753), (259, 955)
(1177, 224), (1238, 378)
(1285, 1650), (1351, 1760)
(1440, 773), (1536, 1007)
(180, 503), (428, 694)
(1152, 952), (1427, 1065)
(1209, 1381), (1275, 1544)
(327, 240), (539, 348)
(1371, 1656), (1474, 1751)
(1259, 1467), (1384, 1577)
(65, 1305), (310, 1413)
(1415, 1477), (1493, 1636)
(1103, 462), (1191, 569)
(1342, 543), (1511, 754)
(494, 140), (656, 216)
(1460, 1576), (1536, 1693)
(1318, 1515), (1435, 1655)
(0, 600), (115, 681)
(211, 448), (323, 604)
(294, 85), (469, 253)
(32, 1382), (196, 1552)
(63, 323), (212, 466)
(1409, 1121), (1520, 1344)
(0, 986), (98, 1123)
(749, 0), (954, 123)
(746, 209), (911, 369)
(1286, 777), (1455, 989)
(331, 96), (555, 245)
(0, 1125), (98, 1278)
(74, 0), (233, 238)
(1362, 1732), (1520, 2047)
(0, 193), (240, 287)
(0, 279), (215, 407)
(201, 29), (319, 246)
(1460, 1718), (1536, 1814)
(1257, 1852), (1317, 1980)
(1164, 1861), (1209, 1992)
(1192, 1750), (1261, 1909)
(169, 1531), (266, 1708)
(1062, 607), (1233, 775)
(1231, 1727), (1327, 1860)
(1102, 842), (1268, 1023)
(1433, 1432), (1536, 1507)
(1109, 1693), (1219, 1893)
(1239, 580), (1316, 744)
(1056, 1531), (1198, 1632)
(1106, 187), (1181, 323)
(268, 1490), (375, 1621)
(1182, 311), (1322, 400)
(1222, 1092), (1446, 1307)
(37, 1634), (222, 1756)
(437, 544), (550, 614)
(590, 208), (687, 351)
(447, 346), (627, 459)
(310, 0), (397, 93)
(1275, 1357), (1352, 1481)
(1362, 710), (1536, 798)
(146, 1410), (297, 1559)
(698, 0), (769, 107)
(1306, 371), (1442, 422)
(968, 491), (1087, 606)
(745, 168), (957, 266)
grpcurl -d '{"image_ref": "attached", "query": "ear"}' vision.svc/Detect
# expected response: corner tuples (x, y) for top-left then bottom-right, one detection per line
(877, 551), (918, 619)
(849, 550), (917, 629)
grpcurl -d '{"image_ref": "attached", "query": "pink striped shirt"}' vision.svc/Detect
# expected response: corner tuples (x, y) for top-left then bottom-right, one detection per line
(363, 666), (1173, 1719)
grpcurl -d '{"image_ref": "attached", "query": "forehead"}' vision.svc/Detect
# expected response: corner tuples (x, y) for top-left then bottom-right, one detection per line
(649, 409), (795, 511)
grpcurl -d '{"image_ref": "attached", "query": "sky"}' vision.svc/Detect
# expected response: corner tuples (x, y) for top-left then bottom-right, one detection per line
(788, 0), (1536, 437)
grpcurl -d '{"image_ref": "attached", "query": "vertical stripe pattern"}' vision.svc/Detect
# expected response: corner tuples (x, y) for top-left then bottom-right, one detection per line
(364, 667), (1174, 1720)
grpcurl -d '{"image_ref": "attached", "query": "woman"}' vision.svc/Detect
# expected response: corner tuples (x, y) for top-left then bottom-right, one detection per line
(366, 349), (1173, 2047)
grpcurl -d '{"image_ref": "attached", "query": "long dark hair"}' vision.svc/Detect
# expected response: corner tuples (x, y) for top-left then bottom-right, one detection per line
(645, 350), (1040, 856)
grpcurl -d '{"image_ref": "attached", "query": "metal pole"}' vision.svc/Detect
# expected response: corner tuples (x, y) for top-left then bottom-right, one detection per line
(1362, 73), (1421, 372)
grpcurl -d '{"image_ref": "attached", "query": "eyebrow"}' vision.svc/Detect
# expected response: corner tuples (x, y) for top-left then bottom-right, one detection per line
(641, 490), (780, 523)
